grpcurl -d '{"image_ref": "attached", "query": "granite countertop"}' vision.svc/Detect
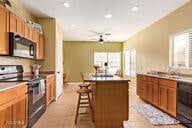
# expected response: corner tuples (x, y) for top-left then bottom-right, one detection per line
(24, 71), (55, 78)
(83, 73), (130, 82)
(137, 73), (192, 83)
(0, 82), (28, 92)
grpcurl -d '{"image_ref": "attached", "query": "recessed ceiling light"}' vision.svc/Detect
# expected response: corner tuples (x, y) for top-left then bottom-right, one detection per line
(105, 14), (112, 19)
(131, 6), (139, 11)
(63, 2), (70, 8)
(71, 24), (76, 28)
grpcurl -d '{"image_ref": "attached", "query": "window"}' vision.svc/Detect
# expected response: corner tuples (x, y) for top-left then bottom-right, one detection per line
(124, 49), (136, 76)
(170, 29), (192, 68)
(94, 52), (121, 74)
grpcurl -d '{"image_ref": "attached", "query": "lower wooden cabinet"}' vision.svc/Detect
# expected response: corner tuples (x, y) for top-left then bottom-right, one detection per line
(46, 75), (55, 106)
(137, 74), (176, 117)
(0, 84), (28, 128)
(159, 79), (176, 117)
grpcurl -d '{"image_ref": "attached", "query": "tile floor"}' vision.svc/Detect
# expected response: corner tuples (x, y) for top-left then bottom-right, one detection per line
(33, 84), (186, 128)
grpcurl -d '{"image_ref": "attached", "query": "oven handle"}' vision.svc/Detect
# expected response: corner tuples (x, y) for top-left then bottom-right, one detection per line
(178, 88), (192, 94)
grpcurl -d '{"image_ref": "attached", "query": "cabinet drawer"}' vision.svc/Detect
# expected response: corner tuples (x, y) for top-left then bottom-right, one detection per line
(147, 76), (158, 84)
(0, 84), (27, 106)
(137, 75), (147, 80)
(159, 79), (176, 88)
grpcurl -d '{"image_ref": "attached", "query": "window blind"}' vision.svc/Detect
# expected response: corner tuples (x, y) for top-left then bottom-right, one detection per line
(172, 29), (192, 68)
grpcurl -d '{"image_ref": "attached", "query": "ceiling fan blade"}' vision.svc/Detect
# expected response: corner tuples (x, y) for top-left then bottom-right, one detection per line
(88, 29), (102, 35)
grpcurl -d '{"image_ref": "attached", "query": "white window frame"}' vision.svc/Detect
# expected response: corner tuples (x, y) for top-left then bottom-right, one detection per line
(124, 48), (136, 76)
(94, 52), (121, 74)
(169, 28), (192, 69)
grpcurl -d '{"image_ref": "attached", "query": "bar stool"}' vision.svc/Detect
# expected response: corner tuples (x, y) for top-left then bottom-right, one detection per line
(78, 72), (90, 89)
(75, 88), (94, 124)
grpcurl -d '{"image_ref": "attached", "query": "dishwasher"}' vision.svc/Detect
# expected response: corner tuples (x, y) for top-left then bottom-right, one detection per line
(177, 81), (192, 128)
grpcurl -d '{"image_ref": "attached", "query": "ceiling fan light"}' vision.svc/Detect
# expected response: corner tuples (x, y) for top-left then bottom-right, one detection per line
(63, 2), (70, 8)
(99, 36), (104, 44)
(105, 14), (112, 19)
(99, 40), (104, 44)
(131, 6), (139, 11)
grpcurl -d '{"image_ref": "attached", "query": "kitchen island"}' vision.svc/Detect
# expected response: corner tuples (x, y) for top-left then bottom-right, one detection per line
(83, 73), (130, 128)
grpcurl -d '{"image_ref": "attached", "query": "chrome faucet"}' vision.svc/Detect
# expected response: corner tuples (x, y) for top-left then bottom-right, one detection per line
(167, 67), (180, 76)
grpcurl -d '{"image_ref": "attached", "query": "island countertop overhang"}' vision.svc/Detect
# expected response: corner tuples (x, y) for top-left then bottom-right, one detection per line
(83, 73), (130, 82)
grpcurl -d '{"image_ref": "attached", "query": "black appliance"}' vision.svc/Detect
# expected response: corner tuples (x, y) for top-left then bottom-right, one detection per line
(177, 81), (192, 128)
(9, 32), (36, 59)
(0, 65), (46, 128)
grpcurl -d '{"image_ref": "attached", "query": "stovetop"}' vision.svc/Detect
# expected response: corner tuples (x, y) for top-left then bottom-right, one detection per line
(0, 65), (45, 83)
(0, 75), (44, 82)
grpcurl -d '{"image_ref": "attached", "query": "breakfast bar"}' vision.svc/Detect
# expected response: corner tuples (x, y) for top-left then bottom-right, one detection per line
(83, 73), (130, 128)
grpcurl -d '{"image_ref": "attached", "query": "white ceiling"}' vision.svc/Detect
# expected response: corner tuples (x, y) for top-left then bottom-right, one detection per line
(18, 0), (190, 42)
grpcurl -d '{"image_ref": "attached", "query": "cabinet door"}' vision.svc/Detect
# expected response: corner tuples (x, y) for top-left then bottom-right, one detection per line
(146, 82), (153, 103)
(37, 34), (44, 60)
(0, 5), (9, 54)
(159, 85), (167, 111)
(0, 105), (13, 128)
(9, 13), (17, 33)
(46, 81), (51, 106)
(12, 95), (28, 128)
(50, 77), (55, 101)
(16, 18), (24, 36)
(24, 23), (29, 39)
(152, 83), (159, 106)
(167, 87), (176, 117)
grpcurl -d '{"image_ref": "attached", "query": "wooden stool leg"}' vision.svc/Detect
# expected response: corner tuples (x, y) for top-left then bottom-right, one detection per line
(75, 93), (81, 124)
(87, 93), (94, 122)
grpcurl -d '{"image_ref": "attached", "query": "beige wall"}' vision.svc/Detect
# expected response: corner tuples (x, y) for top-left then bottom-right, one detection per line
(63, 41), (122, 82)
(35, 18), (56, 71)
(0, 0), (35, 72)
(123, 1), (192, 86)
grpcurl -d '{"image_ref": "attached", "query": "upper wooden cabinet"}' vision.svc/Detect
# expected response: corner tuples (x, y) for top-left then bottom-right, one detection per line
(0, 5), (45, 59)
(32, 28), (39, 43)
(32, 30), (45, 60)
(10, 12), (24, 36)
(24, 23), (33, 40)
(0, 5), (9, 55)
(37, 34), (45, 60)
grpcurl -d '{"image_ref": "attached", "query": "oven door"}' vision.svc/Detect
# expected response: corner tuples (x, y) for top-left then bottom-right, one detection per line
(28, 80), (46, 116)
(177, 82), (192, 127)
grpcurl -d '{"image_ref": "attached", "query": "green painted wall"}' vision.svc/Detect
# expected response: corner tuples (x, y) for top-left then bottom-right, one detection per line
(63, 41), (122, 82)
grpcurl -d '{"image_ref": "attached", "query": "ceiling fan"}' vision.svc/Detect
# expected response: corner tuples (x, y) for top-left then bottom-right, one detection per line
(88, 29), (112, 44)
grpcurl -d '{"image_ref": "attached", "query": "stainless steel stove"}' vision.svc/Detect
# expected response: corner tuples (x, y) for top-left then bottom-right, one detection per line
(0, 65), (46, 128)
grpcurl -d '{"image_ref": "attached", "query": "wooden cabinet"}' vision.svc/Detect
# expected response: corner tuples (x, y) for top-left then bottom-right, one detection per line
(137, 75), (147, 100)
(146, 76), (159, 106)
(159, 79), (176, 117)
(46, 75), (55, 106)
(36, 34), (44, 60)
(10, 12), (24, 36)
(24, 23), (33, 40)
(137, 74), (176, 117)
(0, 5), (9, 55)
(0, 84), (28, 128)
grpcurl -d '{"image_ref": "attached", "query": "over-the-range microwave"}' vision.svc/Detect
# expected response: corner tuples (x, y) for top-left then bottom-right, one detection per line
(9, 32), (36, 59)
